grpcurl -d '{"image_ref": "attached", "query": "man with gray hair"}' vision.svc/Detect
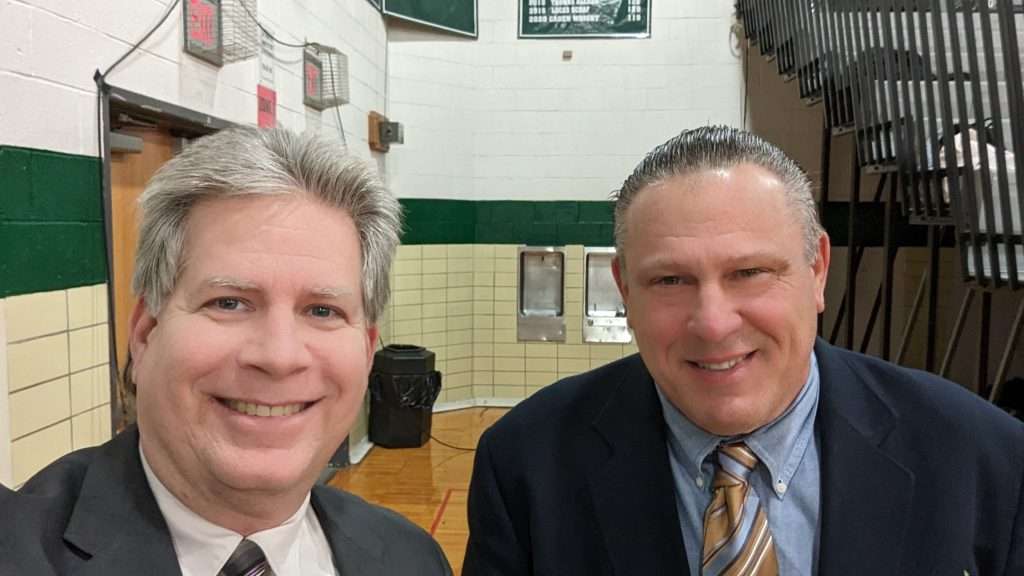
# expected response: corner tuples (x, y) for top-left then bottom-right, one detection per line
(464, 125), (1024, 575)
(8, 126), (452, 575)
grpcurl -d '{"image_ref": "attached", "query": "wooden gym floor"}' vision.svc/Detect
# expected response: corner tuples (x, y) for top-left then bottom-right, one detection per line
(330, 407), (508, 574)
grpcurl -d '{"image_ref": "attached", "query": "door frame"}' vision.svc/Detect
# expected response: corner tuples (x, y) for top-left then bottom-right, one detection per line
(96, 78), (233, 432)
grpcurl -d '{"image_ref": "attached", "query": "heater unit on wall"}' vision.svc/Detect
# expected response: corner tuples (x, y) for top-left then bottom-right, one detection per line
(183, 0), (260, 66)
(304, 44), (350, 110)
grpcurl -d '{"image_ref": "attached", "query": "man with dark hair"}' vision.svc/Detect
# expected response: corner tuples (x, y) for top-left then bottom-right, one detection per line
(7, 127), (452, 575)
(464, 126), (1024, 575)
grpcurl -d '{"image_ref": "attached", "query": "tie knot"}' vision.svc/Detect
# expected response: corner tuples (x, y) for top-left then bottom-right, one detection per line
(714, 442), (759, 483)
(218, 538), (271, 576)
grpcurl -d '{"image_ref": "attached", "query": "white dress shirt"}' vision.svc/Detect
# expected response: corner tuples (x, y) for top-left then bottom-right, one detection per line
(140, 446), (337, 575)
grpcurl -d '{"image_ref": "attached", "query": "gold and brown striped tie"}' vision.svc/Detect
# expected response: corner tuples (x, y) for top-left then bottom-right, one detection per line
(701, 443), (778, 576)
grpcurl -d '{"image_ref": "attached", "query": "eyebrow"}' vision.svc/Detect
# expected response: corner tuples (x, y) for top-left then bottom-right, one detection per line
(639, 251), (788, 271)
(206, 277), (258, 291)
(722, 252), (789, 267)
(310, 286), (353, 298)
(204, 277), (353, 298)
(203, 276), (356, 297)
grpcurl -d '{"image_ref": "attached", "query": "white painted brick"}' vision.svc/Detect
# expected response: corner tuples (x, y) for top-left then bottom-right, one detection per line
(4, 0), (386, 155)
(27, 8), (129, 92)
(0, 72), (90, 154)
(0, 1), (33, 73)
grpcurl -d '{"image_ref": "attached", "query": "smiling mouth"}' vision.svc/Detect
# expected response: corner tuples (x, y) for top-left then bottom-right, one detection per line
(218, 398), (313, 417)
(689, 352), (755, 372)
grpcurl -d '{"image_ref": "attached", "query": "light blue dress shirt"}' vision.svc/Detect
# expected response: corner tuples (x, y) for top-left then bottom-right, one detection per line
(656, 352), (821, 575)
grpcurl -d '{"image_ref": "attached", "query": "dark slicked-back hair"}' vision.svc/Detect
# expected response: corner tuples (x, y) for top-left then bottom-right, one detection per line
(613, 125), (823, 269)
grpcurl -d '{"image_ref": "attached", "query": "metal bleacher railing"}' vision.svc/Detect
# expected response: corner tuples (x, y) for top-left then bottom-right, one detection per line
(736, 0), (1024, 407)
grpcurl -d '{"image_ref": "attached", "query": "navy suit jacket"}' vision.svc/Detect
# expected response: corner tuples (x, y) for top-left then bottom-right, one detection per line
(2, 426), (452, 576)
(464, 340), (1024, 575)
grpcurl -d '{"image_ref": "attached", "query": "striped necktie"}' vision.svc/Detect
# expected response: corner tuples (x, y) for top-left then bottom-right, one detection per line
(701, 443), (778, 576)
(218, 539), (273, 576)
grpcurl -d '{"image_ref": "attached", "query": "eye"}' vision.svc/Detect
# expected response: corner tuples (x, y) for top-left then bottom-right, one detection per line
(211, 297), (246, 311)
(308, 305), (340, 319)
(735, 268), (767, 279)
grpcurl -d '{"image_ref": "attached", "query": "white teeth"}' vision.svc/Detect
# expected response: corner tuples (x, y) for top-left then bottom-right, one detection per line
(696, 357), (744, 371)
(225, 399), (306, 417)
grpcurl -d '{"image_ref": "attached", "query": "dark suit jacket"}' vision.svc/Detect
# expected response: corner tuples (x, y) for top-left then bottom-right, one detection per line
(464, 340), (1024, 575)
(3, 426), (452, 576)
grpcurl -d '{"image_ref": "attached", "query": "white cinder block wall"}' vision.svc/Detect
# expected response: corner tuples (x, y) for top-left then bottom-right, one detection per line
(386, 0), (744, 201)
(0, 0), (387, 157)
(0, 0), (388, 486)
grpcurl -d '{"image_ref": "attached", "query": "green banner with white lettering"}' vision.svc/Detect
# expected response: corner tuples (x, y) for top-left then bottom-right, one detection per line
(383, 0), (477, 37)
(519, 0), (650, 38)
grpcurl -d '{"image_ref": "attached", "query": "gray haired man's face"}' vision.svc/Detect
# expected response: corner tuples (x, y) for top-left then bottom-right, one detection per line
(129, 194), (377, 525)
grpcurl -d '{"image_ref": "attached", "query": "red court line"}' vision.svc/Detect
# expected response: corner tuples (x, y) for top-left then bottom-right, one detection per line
(430, 488), (454, 535)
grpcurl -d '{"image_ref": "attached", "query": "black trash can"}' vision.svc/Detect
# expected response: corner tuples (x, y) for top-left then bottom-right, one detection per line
(368, 344), (442, 448)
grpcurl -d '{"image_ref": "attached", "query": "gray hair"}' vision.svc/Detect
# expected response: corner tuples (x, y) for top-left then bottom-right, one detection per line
(132, 126), (401, 324)
(613, 125), (823, 267)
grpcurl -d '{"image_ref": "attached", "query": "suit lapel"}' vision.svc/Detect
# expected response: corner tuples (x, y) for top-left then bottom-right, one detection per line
(64, 427), (182, 576)
(311, 486), (385, 575)
(588, 359), (690, 576)
(815, 341), (915, 575)
(62, 430), (385, 576)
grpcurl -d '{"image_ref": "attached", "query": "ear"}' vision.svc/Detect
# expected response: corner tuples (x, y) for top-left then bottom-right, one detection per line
(612, 255), (633, 329)
(812, 233), (831, 313)
(612, 255), (629, 301)
(364, 324), (380, 368)
(129, 298), (158, 376)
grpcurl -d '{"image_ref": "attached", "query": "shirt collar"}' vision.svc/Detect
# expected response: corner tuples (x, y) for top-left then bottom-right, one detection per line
(139, 444), (313, 575)
(656, 351), (821, 499)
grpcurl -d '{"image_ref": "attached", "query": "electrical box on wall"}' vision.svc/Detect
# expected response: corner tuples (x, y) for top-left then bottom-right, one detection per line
(368, 111), (404, 152)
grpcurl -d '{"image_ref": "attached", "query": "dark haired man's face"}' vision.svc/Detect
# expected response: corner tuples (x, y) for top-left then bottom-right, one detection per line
(613, 164), (829, 436)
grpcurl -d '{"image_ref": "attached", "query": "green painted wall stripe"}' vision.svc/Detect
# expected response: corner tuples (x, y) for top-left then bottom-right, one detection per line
(400, 199), (616, 246)
(0, 146), (106, 298)
(0, 144), (614, 297)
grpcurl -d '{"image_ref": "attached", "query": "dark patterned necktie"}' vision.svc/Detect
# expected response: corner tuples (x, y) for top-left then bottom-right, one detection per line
(701, 443), (779, 576)
(218, 539), (272, 576)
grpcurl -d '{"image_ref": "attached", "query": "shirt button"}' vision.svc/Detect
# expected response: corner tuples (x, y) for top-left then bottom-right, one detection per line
(696, 476), (705, 489)
(776, 481), (787, 494)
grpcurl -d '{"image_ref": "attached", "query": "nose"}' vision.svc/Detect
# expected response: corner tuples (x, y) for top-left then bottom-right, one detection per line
(238, 307), (313, 378)
(687, 283), (742, 343)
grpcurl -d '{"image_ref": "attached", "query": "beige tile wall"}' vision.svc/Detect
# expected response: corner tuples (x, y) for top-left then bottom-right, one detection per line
(3, 284), (112, 487)
(0, 299), (10, 486)
(384, 244), (637, 406)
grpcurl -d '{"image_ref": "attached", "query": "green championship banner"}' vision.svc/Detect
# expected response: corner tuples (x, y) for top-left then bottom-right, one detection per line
(519, 0), (650, 38)
(383, 0), (477, 37)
